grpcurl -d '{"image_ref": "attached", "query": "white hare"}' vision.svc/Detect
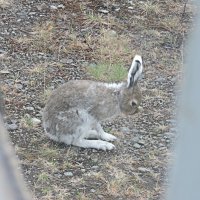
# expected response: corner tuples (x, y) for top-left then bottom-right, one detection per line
(42, 55), (143, 150)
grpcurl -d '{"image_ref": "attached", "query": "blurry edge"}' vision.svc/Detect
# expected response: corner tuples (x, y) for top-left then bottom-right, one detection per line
(167, 1), (200, 200)
(0, 114), (31, 200)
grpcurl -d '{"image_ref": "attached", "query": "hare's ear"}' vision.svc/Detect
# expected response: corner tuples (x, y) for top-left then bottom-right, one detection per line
(127, 55), (143, 88)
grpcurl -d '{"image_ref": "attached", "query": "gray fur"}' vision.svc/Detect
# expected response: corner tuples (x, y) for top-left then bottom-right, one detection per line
(42, 56), (143, 150)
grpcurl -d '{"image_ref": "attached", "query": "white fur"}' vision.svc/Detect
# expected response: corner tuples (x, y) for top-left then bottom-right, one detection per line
(73, 139), (115, 150)
(98, 82), (123, 90)
(127, 55), (143, 87)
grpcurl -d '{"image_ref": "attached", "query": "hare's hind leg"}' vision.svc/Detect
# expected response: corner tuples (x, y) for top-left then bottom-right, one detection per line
(73, 137), (115, 151)
(72, 128), (115, 150)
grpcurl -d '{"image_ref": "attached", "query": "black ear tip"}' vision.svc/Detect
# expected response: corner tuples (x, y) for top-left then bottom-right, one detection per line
(135, 60), (141, 64)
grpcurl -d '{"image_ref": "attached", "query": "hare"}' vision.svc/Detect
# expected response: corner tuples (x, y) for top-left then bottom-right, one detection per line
(42, 55), (143, 150)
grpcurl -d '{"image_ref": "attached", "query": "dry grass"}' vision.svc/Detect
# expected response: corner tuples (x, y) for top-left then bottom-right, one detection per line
(139, 1), (161, 16)
(15, 21), (57, 53)
(86, 29), (134, 81)
(84, 12), (118, 27)
(96, 29), (133, 64)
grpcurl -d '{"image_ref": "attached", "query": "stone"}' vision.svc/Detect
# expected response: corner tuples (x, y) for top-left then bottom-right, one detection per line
(25, 106), (35, 111)
(120, 127), (130, 134)
(58, 4), (65, 9)
(132, 136), (140, 143)
(128, 6), (134, 10)
(133, 143), (141, 149)
(15, 84), (23, 90)
(7, 123), (18, 131)
(60, 58), (73, 64)
(98, 9), (109, 14)
(31, 118), (41, 126)
(91, 166), (99, 170)
(90, 189), (96, 193)
(50, 5), (57, 10)
(64, 172), (73, 177)
(0, 70), (10, 74)
(138, 139), (145, 145)
(138, 167), (151, 172)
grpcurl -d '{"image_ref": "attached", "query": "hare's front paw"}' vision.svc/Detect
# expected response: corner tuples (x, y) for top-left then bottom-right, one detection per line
(100, 132), (117, 142)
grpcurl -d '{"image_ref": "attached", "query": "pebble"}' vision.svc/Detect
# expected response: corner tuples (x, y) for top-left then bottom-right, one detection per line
(108, 30), (117, 37)
(64, 172), (73, 177)
(98, 9), (109, 14)
(155, 77), (166, 83)
(31, 118), (41, 126)
(0, 70), (10, 74)
(91, 166), (99, 170)
(50, 5), (57, 10)
(15, 84), (23, 90)
(7, 123), (18, 131)
(133, 143), (141, 149)
(97, 195), (104, 199)
(92, 158), (98, 163)
(90, 189), (96, 193)
(58, 4), (65, 9)
(138, 167), (151, 172)
(128, 6), (134, 10)
(120, 127), (130, 134)
(138, 139), (145, 145)
(25, 106), (35, 111)
(131, 136), (140, 143)
(60, 58), (73, 64)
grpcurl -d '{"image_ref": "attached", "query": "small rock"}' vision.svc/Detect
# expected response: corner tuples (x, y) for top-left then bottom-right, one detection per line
(7, 123), (18, 131)
(15, 84), (23, 90)
(31, 118), (41, 126)
(108, 30), (117, 37)
(92, 158), (98, 163)
(128, 6), (134, 10)
(138, 139), (145, 145)
(50, 5), (57, 10)
(57, 4), (65, 9)
(97, 195), (104, 199)
(91, 166), (99, 170)
(120, 127), (130, 134)
(155, 77), (166, 83)
(98, 9), (109, 14)
(0, 70), (10, 74)
(81, 169), (86, 173)
(60, 58), (73, 64)
(64, 172), (73, 177)
(90, 189), (96, 193)
(25, 106), (35, 111)
(54, 173), (62, 178)
(29, 12), (36, 15)
(138, 167), (151, 172)
(133, 143), (141, 149)
(132, 136), (140, 143)
(114, 8), (120, 12)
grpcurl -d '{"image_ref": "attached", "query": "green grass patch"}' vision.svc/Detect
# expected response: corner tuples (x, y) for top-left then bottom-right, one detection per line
(87, 63), (127, 82)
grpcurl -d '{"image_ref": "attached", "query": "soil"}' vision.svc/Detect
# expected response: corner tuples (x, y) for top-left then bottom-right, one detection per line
(0, 0), (195, 200)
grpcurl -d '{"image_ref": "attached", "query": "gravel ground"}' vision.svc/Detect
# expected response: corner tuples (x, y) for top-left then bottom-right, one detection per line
(0, 0), (194, 199)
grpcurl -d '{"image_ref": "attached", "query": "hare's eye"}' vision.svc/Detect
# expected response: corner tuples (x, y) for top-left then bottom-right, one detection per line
(131, 101), (137, 107)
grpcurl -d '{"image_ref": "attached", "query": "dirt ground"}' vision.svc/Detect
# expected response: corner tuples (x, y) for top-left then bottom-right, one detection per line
(0, 0), (194, 199)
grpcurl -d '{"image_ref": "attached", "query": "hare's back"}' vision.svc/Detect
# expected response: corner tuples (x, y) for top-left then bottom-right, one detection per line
(43, 80), (94, 120)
